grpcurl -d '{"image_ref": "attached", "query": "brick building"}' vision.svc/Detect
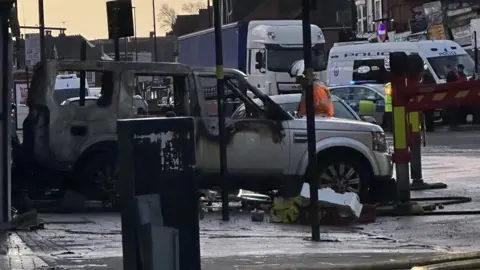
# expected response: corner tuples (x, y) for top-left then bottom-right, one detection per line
(357, 0), (480, 45)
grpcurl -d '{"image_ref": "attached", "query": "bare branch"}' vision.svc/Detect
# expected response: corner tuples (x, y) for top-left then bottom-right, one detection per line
(181, 0), (207, 14)
(157, 4), (177, 31)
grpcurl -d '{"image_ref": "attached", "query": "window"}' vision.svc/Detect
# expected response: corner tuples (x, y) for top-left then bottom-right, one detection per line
(333, 100), (358, 120)
(329, 87), (350, 100)
(356, 4), (367, 33)
(61, 98), (98, 107)
(234, 96), (358, 121)
(427, 54), (475, 79)
(197, 75), (261, 118)
(374, 0), (382, 20)
(133, 74), (190, 116)
(352, 59), (389, 84)
(266, 44), (326, 72)
(357, 21), (363, 33)
(349, 87), (378, 100)
(54, 70), (112, 107)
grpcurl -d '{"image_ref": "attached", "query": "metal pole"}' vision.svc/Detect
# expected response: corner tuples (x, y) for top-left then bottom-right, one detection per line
(475, 31), (478, 74)
(79, 40), (87, 106)
(25, 66), (29, 92)
(38, 0), (45, 64)
(207, 0), (212, 27)
(152, 0), (158, 61)
(408, 75), (422, 185)
(133, 7), (138, 61)
(114, 38), (120, 61)
(213, 0), (229, 222)
(124, 38), (128, 61)
(390, 53), (410, 202)
(1, 6), (12, 222)
(113, 2), (120, 61)
(302, 0), (320, 242)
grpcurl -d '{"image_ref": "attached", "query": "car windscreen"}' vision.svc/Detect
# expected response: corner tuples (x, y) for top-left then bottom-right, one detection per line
(266, 44), (326, 72)
(274, 100), (358, 120)
(428, 54), (474, 79)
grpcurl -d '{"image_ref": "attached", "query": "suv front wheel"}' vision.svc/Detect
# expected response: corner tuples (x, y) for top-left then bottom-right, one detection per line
(316, 155), (371, 202)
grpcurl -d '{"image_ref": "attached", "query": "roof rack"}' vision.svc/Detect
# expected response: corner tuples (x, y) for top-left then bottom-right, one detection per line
(333, 40), (370, 47)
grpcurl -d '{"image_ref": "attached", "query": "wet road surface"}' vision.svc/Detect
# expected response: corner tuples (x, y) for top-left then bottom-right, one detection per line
(14, 130), (480, 269)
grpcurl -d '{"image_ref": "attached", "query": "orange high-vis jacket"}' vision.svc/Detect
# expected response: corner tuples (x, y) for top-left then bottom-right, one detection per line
(298, 83), (334, 117)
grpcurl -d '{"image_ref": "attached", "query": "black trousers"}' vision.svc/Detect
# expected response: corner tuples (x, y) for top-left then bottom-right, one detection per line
(383, 112), (392, 132)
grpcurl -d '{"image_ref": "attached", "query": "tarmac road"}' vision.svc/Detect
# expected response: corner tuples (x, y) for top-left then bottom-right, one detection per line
(13, 129), (480, 269)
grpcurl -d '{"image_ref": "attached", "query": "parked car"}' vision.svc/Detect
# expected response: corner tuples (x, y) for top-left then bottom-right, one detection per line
(329, 84), (387, 125)
(232, 93), (377, 124)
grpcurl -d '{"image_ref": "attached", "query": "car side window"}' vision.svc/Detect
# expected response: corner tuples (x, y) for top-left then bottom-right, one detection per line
(197, 75), (262, 118)
(348, 87), (373, 100)
(329, 87), (350, 100)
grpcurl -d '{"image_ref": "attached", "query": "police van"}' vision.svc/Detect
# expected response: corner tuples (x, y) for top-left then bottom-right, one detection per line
(327, 40), (474, 86)
(327, 40), (475, 128)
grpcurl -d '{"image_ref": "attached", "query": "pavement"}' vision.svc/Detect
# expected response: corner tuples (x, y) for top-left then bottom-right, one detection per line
(4, 129), (480, 269)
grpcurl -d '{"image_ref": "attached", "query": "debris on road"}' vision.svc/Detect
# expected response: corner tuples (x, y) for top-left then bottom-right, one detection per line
(251, 209), (265, 222)
(269, 183), (375, 225)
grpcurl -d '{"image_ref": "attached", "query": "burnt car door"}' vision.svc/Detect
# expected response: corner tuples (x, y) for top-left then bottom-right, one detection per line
(193, 70), (290, 177)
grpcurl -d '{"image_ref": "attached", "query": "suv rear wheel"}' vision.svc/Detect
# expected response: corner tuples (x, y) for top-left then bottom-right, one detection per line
(73, 151), (119, 207)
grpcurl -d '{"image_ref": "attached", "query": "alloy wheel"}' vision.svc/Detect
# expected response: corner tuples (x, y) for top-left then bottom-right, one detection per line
(319, 163), (361, 194)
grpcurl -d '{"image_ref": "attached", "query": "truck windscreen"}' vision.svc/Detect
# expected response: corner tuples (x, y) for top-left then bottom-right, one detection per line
(427, 54), (475, 79)
(266, 44), (326, 72)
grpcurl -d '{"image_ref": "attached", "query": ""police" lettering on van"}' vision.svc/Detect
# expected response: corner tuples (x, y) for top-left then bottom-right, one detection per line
(344, 52), (389, 57)
(438, 51), (456, 56)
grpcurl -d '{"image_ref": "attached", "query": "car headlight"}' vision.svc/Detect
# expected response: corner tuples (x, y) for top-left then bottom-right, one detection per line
(372, 132), (388, 152)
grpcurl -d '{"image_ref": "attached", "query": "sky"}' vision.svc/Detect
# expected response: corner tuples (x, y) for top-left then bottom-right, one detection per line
(18, 0), (193, 39)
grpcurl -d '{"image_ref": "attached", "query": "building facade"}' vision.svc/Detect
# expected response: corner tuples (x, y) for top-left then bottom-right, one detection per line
(356, 0), (480, 46)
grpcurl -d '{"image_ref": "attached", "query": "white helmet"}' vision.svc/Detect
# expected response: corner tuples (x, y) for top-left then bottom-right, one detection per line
(289, 60), (305, 78)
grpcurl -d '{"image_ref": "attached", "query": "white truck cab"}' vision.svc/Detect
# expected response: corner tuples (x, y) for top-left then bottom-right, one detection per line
(327, 40), (474, 86)
(248, 21), (327, 94)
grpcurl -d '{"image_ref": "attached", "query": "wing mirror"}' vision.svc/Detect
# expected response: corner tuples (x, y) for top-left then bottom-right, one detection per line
(360, 115), (377, 124)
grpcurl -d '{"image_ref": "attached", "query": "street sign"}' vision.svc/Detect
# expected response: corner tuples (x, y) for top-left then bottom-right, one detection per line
(24, 33), (41, 67)
(377, 23), (388, 42)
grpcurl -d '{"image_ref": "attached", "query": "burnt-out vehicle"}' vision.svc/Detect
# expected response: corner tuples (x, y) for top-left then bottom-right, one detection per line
(18, 60), (392, 204)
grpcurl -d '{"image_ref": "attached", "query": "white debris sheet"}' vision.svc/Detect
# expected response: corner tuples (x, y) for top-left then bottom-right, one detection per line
(300, 183), (363, 219)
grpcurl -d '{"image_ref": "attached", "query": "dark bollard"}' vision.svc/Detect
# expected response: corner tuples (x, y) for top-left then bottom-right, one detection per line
(118, 117), (200, 270)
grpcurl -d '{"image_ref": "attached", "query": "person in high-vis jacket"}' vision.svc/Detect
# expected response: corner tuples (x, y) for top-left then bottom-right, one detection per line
(383, 82), (392, 131)
(289, 60), (334, 117)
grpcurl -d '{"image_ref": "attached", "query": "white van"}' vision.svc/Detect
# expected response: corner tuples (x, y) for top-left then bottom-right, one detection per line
(327, 40), (475, 86)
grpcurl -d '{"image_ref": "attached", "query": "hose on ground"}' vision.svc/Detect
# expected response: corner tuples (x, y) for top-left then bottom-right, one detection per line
(413, 258), (480, 270)
(254, 251), (480, 270)
(377, 196), (480, 217)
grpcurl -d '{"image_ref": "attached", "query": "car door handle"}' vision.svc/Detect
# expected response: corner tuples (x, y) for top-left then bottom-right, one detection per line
(71, 125), (87, 136)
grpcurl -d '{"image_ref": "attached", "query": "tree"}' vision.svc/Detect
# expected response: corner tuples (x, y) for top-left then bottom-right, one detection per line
(157, 4), (177, 31)
(157, 1), (207, 32)
(181, 0), (207, 14)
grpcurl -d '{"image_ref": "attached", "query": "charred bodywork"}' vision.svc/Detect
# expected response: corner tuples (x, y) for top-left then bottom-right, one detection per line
(21, 60), (393, 201)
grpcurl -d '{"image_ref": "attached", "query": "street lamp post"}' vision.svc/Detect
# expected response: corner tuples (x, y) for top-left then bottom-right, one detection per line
(301, 0), (320, 242)
(152, 0), (157, 62)
(133, 6), (138, 61)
